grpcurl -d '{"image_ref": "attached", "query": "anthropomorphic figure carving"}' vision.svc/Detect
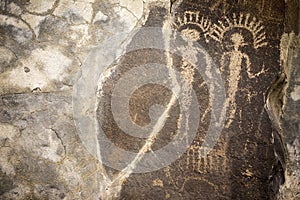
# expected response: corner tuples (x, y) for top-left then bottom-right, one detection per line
(211, 13), (268, 128)
(221, 33), (251, 128)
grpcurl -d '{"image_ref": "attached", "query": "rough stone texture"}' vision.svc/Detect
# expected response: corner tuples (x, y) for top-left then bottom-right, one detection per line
(277, 32), (300, 200)
(0, 0), (144, 199)
(0, 93), (106, 199)
(276, 0), (300, 199)
(0, 0), (299, 200)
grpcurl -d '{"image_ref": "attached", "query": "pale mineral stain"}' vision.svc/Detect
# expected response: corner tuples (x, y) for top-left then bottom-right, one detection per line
(93, 11), (109, 23)
(40, 129), (65, 163)
(6, 46), (72, 92)
(24, 0), (57, 14)
(0, 123), (19, 142)
(113, 6), (139, 31)
(69, 24), (91, 48)
(54, 0), (95, 24)
(120, 0), (144, 20)
(290, 85), (300, 101)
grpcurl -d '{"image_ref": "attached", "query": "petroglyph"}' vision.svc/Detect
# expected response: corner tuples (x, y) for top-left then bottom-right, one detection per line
(186, 144), (213, 172)
(211, 13), (268, 128)
(221, 33), (251, 127)
(152, 178), (164, 187)
(0, 0), (290, 198)
(211, 13), (267, 49)
(176, 11), (211, 42)
(164, 145), (226, 192)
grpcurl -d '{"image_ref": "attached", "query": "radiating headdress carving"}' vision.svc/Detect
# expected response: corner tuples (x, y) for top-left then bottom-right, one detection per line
(210, 13), (267, 49)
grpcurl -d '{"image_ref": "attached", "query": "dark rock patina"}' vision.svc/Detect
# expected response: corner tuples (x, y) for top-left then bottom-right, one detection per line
(0, 0), (299, 199)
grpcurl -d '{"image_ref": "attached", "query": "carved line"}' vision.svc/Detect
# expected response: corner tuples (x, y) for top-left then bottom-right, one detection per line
(176, 11), (212, 41)
(175, 12), (268, 49)
(186, 145), (226, 173)
(210, 13), (267, 49)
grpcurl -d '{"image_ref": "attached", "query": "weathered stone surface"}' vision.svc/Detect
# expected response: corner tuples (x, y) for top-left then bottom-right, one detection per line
(0, 0), (299, 199)
(277, 33), (300, 196)
(107, 0), (287, 199)
(0, 93), (105, 199)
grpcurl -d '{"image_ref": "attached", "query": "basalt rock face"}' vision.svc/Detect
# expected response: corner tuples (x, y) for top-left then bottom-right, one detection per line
(276, 0), (300, 199)
(0, 0), (298, 200)
(117, 1), (286, 199)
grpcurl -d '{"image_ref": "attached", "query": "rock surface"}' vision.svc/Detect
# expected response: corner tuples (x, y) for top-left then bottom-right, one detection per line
(0, 0), (299, 199)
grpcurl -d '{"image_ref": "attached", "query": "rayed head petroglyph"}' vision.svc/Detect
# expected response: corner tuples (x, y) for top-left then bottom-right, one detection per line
(209, 13), (268, 128)
(210, 13), (267, 49)
(175, 11), (212, 42)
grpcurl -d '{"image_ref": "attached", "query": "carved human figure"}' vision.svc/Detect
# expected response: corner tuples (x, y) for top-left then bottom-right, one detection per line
(221, 33), (250, 128)
(209, 13), (268, 128)
(221, 32), (267, 128)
